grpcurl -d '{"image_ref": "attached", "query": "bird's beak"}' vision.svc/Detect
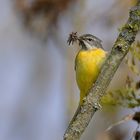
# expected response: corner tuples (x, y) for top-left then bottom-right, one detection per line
(78, 37), (86, 48)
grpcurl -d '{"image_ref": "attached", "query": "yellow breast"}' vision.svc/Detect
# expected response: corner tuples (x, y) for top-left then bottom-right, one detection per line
(75, 48), (107, 103)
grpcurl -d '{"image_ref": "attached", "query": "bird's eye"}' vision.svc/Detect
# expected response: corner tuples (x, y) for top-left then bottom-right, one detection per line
(88, 38), (92, 41)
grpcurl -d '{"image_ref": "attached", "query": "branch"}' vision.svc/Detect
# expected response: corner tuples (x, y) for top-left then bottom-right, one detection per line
(64, 1), (140, 140)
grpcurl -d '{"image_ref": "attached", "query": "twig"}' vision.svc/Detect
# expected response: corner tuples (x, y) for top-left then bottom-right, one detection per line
(64, 1), (140, 140)
(105, 114), (134, 132)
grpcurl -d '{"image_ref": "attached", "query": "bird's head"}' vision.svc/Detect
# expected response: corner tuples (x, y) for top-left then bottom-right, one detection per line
(67, 32), (103, 50)
(79, 34), (103, 50)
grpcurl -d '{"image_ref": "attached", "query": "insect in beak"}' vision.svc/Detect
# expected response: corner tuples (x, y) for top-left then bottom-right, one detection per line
(67, 32), (86, 48)
(67, 32), (79, 45)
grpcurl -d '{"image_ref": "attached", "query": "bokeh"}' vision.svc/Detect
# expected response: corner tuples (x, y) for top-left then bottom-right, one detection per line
(0, 0), (138, 140)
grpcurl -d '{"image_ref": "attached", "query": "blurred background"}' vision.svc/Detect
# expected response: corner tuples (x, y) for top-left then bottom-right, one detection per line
(0, 0), (139, 140)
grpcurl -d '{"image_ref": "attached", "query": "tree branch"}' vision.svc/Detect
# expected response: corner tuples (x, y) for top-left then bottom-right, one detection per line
(64, 1), (140, 140)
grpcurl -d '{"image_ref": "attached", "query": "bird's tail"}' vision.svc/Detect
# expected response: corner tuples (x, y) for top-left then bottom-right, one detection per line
(80, 91), (86, 105)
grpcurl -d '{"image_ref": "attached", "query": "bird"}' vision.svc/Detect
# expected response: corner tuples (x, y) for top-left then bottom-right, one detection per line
(68, 32), (107, 105)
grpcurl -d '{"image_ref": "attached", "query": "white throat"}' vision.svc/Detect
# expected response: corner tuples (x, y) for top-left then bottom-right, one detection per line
(83, 41), (96, 50)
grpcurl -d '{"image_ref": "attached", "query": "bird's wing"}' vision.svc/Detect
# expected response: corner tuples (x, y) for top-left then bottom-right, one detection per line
(74, 55), (77, 70)
(74, 51), (80, 70)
